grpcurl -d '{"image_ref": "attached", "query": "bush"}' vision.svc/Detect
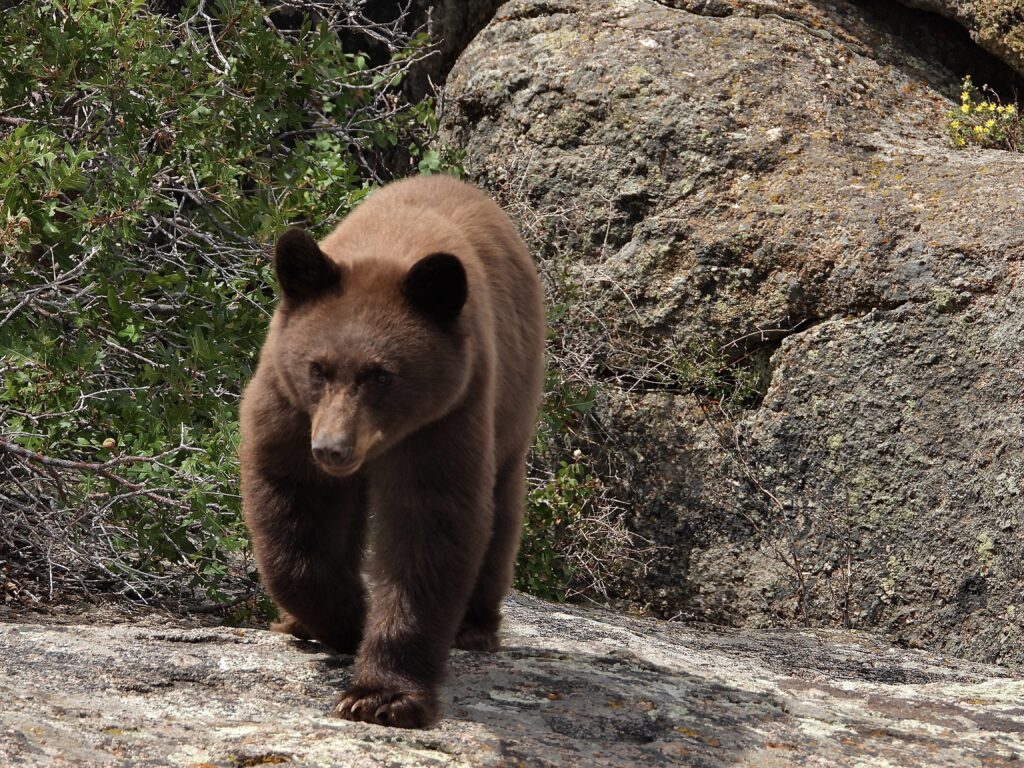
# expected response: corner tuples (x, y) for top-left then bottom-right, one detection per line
(0, 0), (650, 615)
(516, 363), (599, 601)
(0, 0), (445, 613)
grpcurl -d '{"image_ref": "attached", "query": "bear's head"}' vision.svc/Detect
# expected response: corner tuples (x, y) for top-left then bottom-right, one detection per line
(268, 227), (473, 477)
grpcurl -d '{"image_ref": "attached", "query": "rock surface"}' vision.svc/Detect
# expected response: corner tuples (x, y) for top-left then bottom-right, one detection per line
(899, 0), (1024, 78)
(441, 0), (1024, 662)
(3, 595), (1024, 767)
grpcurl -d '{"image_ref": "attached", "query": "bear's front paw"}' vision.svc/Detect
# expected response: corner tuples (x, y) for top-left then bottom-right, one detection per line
(333, 684), (437, 729)
(270, 612), (313, 641)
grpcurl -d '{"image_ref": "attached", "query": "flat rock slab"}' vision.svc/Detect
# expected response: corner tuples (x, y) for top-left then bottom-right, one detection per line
(2, 595), (1023, 767)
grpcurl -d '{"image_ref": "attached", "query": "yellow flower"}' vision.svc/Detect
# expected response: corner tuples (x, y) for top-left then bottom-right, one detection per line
(1007, 105), (1018, 115)
(961, 91), (970, 102)
(997, 105), (1006, 114)
(950, 119), (961, 129)
(974, 125), (985, 133)
(986, 119), (996, 128)
(961, 104), (971, 113)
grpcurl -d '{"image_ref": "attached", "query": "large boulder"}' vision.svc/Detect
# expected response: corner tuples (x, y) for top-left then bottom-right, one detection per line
(440, 0), (1024, 663)
(3, 596), (1024, 766)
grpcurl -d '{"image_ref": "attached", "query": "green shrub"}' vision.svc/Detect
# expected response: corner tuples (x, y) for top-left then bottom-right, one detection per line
(516, 364), (599, 601)
(0, 0), (667, 614)
(519, 457), (597, 601)
(0, 0), (447, 612)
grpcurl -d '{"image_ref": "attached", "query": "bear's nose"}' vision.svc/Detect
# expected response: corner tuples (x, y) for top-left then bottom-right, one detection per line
(311, 434), (355, 466)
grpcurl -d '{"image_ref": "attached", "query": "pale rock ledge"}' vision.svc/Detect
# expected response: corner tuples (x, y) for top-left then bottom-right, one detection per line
(2, 594), (1023, 766)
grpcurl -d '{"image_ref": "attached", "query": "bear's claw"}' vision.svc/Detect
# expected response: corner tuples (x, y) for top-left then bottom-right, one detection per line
(333, 684), (437, 729)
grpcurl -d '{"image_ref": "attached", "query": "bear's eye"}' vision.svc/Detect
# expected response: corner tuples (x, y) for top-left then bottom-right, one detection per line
(365, 367), (391, 386)
(310, 361), (327, 382)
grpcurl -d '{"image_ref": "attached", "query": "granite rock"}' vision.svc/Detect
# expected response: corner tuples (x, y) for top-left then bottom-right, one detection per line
(3, 595), (1024, 766)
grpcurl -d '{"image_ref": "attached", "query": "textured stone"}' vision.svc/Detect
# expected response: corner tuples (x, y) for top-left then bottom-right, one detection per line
(3, 595), (1024, 766)
(440, 0), (1024, 662)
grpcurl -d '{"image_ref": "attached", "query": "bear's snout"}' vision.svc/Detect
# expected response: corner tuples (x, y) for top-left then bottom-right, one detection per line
(312, 432), (356, 472)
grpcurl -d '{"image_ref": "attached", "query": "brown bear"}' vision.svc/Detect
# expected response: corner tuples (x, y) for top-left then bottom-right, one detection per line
(239, 174), (545, 729)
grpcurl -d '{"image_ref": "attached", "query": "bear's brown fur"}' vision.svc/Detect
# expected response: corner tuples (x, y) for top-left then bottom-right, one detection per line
(239, 175), (545, 728)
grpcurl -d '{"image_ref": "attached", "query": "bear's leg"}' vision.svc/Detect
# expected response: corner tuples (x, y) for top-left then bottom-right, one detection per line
(455, 455), (527, 652)
(247, 473), (368, 655)
(334, 430), (492, 728)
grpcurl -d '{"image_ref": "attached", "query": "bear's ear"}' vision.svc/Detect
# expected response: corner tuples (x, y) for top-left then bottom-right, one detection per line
(402, 252), (468, 325)
(273, 227), (341, 303)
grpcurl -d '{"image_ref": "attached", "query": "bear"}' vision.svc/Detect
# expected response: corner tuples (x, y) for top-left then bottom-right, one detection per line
(239, 174), (545, 729)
